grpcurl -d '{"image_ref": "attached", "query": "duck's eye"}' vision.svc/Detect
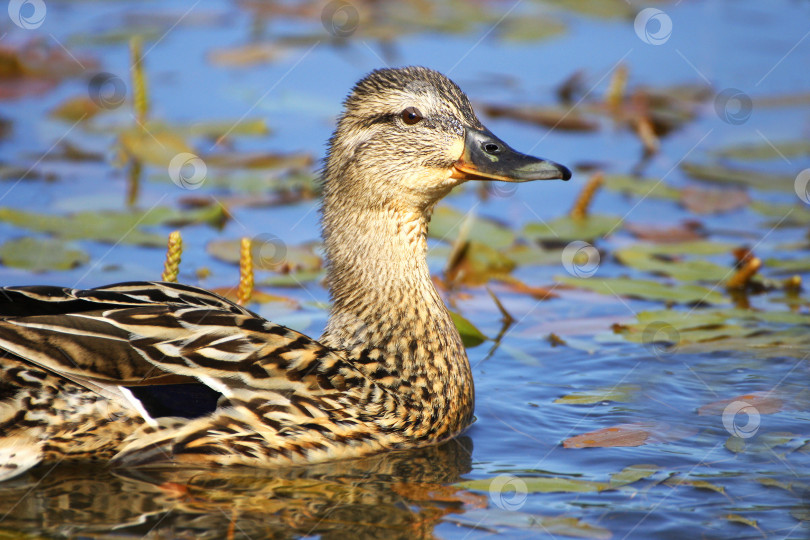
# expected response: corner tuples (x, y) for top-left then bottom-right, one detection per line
(400, 107), (423, 125)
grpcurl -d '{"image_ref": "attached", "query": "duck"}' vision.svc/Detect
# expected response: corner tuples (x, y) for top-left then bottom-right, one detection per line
(0, 66), (570, 481)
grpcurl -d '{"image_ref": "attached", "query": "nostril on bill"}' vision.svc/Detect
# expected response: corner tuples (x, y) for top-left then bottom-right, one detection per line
(483, 143), (500, 154)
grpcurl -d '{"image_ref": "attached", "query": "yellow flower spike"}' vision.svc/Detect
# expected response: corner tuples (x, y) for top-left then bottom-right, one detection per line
(726, 257), (761, 290)
(130, 37), (149, 126)
(161, 231), (183, 283)
(237, 237), (254, 306)
(570, 172), (604, 220)
(605, 64), (628, 111)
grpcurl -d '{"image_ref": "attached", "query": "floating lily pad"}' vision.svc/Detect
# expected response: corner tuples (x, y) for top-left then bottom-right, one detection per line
(0, 237), (89, 272)
(118, 124), (194, 167)
(523, 215), (623, 243)
(619, 308), (810, 358)
(614, 247), (730, 282)
(0, 206), (225, 246)
(557, 276), (727, 305)
(609, 464), (659, 487)
(602, 174), (680, 200)
(763, 257), (810, 274)
(430, 206), (515, 248)
(750, 201), (810, 226)
(554, 384), (639, 405)
(712, 140), (810, 161)
(680, 162), (796, 192)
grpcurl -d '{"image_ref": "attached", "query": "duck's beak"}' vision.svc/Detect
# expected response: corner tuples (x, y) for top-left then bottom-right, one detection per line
(452, 126), (571, 182)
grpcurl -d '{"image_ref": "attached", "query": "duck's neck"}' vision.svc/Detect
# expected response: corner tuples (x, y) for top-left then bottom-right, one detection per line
(320, 198), (474, 441)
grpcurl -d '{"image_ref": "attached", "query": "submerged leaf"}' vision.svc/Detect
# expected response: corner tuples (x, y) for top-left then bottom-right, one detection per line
(0, 206), (225, 246)
(430, 206), (515, 248)
(554, 385), (639, 405)
(557, 276), (727, 304)
(524, 215), (623, 243)
(602, 174), (680, 200)
(680, 162), (795, 192)
(0, 237), (88, 272)
(614, 247), (730, 282)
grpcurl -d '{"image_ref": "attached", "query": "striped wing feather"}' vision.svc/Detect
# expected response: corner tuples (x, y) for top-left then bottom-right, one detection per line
(0, 282), (407, 468)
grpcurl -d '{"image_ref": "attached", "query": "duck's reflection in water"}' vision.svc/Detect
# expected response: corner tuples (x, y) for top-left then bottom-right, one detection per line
(1, 436), (478, 538)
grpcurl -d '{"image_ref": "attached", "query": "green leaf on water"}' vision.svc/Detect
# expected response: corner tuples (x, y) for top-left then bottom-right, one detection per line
(764, 257), (810, 274)
(750, 201), (810, 226)
(680, 162), (796, 192)
(118, 124), (194, 167)
(0, 237), (89, 272)
(711, 139), (810, 161)
(602, 174), (681, 200)
(623, 240), (738, 256)
(0, 206), (225, 246)
(429, 206), (515, 248)
(609, 464), (660, 487)
(614, 247), (730, 282)
(523, 215), (624, 243)
(449, 312), (488, 348)
(620, 308), (810, 358)
(663, 476), (726, 495)
(456, 476), (609, 494)
(554, 384), (640, 405)
(557, 276), (727, 305)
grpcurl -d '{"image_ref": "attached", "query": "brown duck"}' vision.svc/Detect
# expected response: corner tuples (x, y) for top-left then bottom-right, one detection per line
(0, 66), (569, 480)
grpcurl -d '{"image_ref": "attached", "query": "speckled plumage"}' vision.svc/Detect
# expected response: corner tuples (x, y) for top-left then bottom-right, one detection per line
(0, 67), (568, 480)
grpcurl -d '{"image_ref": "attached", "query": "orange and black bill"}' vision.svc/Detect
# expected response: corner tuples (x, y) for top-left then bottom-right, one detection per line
(453, 126), (571, 182)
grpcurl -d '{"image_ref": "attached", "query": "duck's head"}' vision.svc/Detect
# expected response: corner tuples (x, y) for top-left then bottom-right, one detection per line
(323, 66), (571, 212)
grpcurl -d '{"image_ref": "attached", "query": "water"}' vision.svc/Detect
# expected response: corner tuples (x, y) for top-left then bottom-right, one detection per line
(0, 0), (808, 538)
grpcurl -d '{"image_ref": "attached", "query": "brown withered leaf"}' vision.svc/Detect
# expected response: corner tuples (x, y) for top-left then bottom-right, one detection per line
(479, 103), (599, 132)
(563, 422), (694, 448)
(680, 186), (750, 214)
(625, 221), (705, 243)
(697, 392), (783, 416)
